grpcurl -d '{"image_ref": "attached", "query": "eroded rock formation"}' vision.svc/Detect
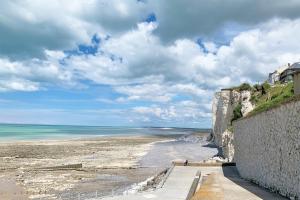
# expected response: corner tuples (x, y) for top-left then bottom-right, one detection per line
(212, 89), (254, 161)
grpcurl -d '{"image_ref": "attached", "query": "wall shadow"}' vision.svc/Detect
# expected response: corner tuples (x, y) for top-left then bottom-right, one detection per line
(221, 165), (288, 200)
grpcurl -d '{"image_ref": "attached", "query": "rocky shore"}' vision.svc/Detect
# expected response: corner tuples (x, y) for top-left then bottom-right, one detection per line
(0, 135), (168, 199)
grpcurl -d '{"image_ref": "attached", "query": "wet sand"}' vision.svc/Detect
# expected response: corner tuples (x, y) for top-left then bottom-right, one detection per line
(0, 179), (28, 200)
(0, 133), (217, 200)
(0, 135), (170, 199)
(140, 133), (218, 168)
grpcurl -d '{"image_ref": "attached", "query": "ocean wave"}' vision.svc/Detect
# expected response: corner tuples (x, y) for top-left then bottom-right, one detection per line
(177, 134), (210, 143)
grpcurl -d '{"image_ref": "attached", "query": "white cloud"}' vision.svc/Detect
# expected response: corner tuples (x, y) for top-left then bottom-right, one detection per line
(147, 0), (300, 42)
(64, 18), (300, 93)
(2, 18), (300, 93)
(114, 84), (173, 103)
(2, 0), (300, 59)
(2, 18), (300, 114)
(0, 55), (76, 91)
(0, 79), (39, 92)
(131, 100), (211, 125)
(0, 0), (97, 58)
(67, 18), (300, 125)
(0, 0), (151, 59)
(2, 3), (300, 92)
(2, 3), (300, 125)
(214, 18), (300, 83)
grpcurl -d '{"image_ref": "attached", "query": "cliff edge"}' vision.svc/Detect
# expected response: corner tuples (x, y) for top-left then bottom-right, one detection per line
(212, 89), (253, 161)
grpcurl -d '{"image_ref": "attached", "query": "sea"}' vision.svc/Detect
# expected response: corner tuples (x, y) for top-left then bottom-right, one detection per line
(0, 124), (211, 141)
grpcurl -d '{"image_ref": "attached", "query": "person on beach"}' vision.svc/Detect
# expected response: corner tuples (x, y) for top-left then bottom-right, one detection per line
(184, 160), (188, 166)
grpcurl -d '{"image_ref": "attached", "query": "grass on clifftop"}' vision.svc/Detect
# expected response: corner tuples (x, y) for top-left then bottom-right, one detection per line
(229, 83), (253, 92)
(248, 82), (294, 116)
(228, 81), (295, 122)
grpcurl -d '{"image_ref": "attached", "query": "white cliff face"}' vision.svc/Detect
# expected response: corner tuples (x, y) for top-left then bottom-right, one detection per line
(212, 90), (233, 147)
(222, 129), (234, 162)
(212, 89), (254, 161)
(240, 90), (254, 116)
(212, 91), (224, 147)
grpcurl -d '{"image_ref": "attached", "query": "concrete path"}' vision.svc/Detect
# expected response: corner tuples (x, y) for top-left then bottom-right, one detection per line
(101, 166), (200, 200)
(100, 165), (288, 200)
(192, 166), (288, 200)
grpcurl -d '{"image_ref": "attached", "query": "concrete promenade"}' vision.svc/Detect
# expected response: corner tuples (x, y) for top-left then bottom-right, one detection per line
(101, 166), (199, 200)
(100, 164), (288, 200)
(192, 166), (287, 200)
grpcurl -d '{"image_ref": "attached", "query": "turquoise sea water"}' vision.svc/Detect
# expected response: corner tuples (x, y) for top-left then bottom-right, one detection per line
(0, 124), (211, 141)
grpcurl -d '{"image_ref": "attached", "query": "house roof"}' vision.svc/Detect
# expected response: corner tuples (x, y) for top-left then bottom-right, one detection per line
(290, 62), (300, 70)
(273, 64), (289, 74)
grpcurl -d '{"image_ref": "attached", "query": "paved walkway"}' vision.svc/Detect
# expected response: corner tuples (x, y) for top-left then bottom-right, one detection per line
(192, 166), (288, 200)
(100, 165), (288, 200)
(101, 166), (199, 200)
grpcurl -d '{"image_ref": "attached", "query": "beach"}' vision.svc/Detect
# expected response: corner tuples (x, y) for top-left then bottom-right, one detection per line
(0, 130), (217, 200)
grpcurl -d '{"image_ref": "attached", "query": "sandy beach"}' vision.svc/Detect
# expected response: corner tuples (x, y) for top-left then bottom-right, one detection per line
(0, 133), (217, 200)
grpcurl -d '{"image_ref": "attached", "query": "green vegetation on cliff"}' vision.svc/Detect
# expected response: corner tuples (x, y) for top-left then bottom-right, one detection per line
(230, 83), (253, 92)
(230, 81), (295, 122)
(231, 103), (242, 123)
(249, 82), (294, 116)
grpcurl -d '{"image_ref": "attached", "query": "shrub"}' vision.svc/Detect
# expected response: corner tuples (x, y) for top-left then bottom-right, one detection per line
(238, 83), (252, 91)
(253, 84), (261, 91)
(250, 95), (258, 103)
(231, 103), (243, 123)
(274, 81), (280, 85)
(262, 82), (271, 91)
(271, 93), (279, 100)
(291, 86), (294, 94)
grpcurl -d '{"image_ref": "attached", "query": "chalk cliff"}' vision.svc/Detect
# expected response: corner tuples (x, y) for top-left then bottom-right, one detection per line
(212, 89), (253, 161)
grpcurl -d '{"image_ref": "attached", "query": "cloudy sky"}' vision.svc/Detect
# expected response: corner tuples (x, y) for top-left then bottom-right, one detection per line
(1, 0), (300, 127)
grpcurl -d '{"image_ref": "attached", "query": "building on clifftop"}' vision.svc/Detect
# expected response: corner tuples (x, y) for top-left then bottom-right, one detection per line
(279, 62), (300, 83)
(268, 63), (290, 84)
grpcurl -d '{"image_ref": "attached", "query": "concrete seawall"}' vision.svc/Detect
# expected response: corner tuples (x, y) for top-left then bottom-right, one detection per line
(233, 99), (300, 199)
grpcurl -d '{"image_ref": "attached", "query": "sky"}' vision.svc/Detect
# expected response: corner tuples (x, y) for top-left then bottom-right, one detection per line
(1, 0), (300, 127)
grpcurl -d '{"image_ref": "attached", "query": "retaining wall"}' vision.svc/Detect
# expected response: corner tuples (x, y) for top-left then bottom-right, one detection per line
(234, 99), (300, 199)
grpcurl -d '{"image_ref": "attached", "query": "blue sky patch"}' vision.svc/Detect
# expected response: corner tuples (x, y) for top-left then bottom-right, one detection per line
(196, 38), (209, 54)
(64, 34), (101, 57)
(145, 13), (157, 23)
